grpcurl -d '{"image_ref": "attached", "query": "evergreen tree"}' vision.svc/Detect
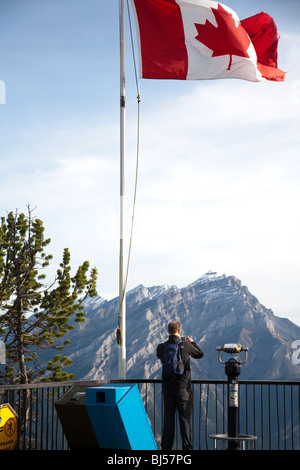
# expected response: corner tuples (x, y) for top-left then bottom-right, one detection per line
(0, 206), (98, 384)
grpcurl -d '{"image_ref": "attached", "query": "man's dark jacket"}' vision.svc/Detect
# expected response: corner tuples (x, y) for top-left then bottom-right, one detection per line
(156, 335), (204, 390)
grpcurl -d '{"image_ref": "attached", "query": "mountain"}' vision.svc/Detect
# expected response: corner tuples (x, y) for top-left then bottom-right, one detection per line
(44, 272), (300, 381)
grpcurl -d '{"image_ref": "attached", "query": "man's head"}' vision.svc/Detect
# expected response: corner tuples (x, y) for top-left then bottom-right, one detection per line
(168, 321), (181, 336)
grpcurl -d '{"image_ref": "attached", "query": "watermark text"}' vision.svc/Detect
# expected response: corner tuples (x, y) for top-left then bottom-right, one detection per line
(291, 340), (300, 365)
(0, 80), (6, 104)
(0, 340), (6, 364)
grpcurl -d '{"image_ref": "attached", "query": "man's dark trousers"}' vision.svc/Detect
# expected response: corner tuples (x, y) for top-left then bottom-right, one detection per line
(161, 387), (193, 450)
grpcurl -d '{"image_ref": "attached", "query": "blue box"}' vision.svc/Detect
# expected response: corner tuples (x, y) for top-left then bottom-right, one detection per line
(85, 384), (157, 450)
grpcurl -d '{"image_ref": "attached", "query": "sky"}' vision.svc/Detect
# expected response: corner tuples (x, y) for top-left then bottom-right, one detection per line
(0, 0), (300, 326)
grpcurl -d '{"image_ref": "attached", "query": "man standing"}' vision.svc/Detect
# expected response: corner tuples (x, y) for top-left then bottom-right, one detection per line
(156, 321), (204, 450)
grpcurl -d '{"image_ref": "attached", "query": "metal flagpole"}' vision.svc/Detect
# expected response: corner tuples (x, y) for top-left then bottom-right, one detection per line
(118, 0), (126, 379)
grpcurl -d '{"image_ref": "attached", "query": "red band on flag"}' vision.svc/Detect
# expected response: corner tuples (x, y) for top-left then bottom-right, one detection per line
(132, 0), (188, 79)
(241, 12), (285, 82)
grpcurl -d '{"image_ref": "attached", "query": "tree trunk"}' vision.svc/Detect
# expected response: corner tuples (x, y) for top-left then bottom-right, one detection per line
(17, 294), (28, 385)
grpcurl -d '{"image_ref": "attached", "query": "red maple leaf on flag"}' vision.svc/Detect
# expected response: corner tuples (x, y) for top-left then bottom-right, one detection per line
(195, 3), (251, 71)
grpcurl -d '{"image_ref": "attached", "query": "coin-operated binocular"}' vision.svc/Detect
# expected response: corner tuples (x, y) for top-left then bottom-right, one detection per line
(210, 344), (256, 450)
(217, 343), (248, 365)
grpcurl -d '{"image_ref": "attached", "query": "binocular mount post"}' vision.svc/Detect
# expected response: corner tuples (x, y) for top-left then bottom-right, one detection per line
(211, 344), (256, 450)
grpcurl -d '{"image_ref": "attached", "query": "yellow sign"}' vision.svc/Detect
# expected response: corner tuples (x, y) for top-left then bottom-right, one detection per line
(0, 404), (18, 450)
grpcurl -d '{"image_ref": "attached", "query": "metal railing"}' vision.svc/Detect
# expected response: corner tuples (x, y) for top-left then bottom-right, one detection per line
(0, 379), (299, 450)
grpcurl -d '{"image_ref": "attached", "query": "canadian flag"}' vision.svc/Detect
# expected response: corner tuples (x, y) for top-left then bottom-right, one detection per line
(130, 0), (285, 82)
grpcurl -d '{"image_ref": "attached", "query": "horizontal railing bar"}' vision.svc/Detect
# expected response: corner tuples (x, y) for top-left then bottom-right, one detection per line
(1, 378), (299, 393)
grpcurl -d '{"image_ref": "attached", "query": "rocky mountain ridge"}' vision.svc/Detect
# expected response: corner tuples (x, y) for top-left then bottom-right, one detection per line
(45, 272), (300, 381)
